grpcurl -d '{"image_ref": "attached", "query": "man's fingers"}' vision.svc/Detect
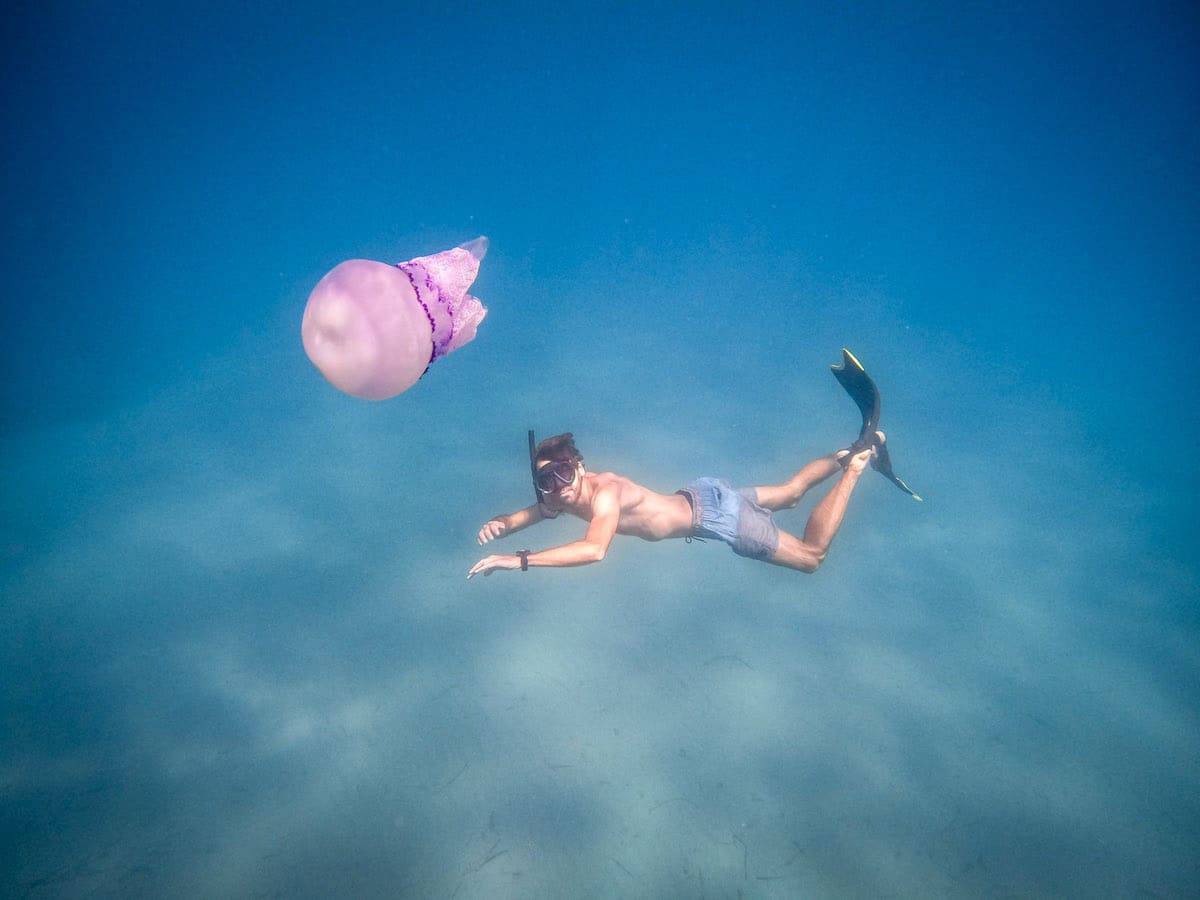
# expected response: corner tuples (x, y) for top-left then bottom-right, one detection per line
(469, 556), (497, 580)
(478, 522), (504, 545)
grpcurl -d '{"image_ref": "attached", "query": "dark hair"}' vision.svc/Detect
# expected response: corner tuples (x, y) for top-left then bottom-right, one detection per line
(534, 432), (583, 466)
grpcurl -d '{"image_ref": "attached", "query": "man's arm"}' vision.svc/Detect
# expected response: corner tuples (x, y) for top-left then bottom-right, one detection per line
(477, 503), (546, 545)
(526, 486), (620, 567)
(468, 487), (621, 578)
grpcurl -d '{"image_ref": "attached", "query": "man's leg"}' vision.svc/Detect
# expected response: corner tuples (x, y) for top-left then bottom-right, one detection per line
(764, 445), (873, 573)
(750, 453), (843, 512)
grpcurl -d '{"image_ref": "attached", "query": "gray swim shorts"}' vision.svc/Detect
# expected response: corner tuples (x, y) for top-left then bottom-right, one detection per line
(677, 477), (780, 561)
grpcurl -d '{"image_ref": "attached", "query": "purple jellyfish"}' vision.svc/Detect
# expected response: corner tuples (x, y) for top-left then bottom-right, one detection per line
(301, 237), (489, 399)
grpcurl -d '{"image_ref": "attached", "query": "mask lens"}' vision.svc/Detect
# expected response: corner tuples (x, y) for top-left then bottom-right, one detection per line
(536, 461), (575, 493)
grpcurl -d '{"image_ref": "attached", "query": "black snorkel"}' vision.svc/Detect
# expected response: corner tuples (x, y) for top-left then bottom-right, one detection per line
(527, 429), (565, 518)
(528, 429), (540, 506)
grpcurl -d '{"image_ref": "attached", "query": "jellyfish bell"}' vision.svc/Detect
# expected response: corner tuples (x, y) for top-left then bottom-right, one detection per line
(301, 260), (426, 400)
(301, 238), (488, 400)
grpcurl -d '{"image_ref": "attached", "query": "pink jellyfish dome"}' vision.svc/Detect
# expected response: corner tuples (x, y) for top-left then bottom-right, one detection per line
(301, 237), (489, 400)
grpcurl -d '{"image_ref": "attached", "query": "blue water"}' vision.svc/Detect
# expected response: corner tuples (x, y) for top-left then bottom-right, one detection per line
(3, 3), (1197, 896)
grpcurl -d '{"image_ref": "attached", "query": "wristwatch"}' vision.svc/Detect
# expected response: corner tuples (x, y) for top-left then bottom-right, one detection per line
(517, 550), (530, 571)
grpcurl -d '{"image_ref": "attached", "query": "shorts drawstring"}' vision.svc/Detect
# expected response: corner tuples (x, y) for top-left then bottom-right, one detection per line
(676, 488), (704, 544)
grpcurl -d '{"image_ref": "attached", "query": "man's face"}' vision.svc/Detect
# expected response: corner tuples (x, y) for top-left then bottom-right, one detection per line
(537, 458), (582, 504)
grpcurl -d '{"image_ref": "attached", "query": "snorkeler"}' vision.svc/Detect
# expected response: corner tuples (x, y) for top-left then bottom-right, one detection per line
(467, 432), (881, 578)
(466, 350), (916, 579)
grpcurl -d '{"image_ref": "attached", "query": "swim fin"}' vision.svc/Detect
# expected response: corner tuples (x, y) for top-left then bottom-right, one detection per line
(830, 348), (922, 501)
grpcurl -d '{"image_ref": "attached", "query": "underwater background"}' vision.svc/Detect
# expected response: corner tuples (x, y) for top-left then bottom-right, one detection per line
(2, 2), (1197, 897)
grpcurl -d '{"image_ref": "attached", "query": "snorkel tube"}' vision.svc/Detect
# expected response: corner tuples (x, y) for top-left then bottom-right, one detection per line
(527, 429), (563, 518)
(528, 429), (540, 506)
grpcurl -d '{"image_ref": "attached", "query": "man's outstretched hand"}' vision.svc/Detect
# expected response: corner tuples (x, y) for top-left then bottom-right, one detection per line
(467, 554), (521, 579)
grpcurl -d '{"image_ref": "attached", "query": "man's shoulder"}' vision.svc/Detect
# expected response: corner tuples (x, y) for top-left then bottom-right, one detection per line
(590, 471), (636, 492)
(590, 472), (656, 509)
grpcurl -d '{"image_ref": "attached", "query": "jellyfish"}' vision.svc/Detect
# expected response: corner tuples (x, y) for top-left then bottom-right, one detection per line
(301, 237), (489, 400)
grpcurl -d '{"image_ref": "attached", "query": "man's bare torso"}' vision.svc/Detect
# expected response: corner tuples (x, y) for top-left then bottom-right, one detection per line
(545, 472), (693, 541)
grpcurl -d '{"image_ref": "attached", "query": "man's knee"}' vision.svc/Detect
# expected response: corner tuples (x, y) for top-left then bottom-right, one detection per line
(758, 481), (802, 510)
(799, 546), (826, 574)
(781, 479), (809, 509)
(771, 538), (823, 573)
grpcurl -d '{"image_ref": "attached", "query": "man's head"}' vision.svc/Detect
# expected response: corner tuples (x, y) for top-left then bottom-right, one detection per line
(533, 432), (585, 504)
